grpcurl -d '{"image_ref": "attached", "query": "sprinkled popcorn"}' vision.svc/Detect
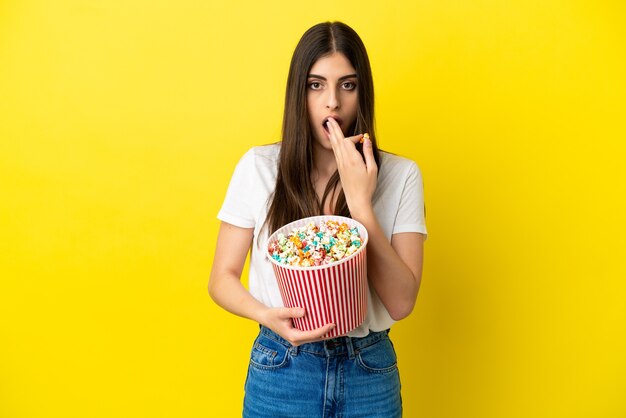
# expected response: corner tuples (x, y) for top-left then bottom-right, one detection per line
(360, 132), (369, 144)
(268, 220), (363, 267)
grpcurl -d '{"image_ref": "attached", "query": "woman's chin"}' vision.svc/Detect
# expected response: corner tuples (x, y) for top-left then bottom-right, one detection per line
(314, 135), (333, 151)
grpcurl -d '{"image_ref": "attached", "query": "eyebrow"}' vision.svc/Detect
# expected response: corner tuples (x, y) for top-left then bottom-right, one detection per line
(307, 73), (358, 81)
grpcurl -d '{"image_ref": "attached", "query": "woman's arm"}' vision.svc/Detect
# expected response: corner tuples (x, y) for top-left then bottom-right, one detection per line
(325, 118), (425, 320)
(352, 211), (424, 320)
(208, 221), (335, 345)
(208, 222), (266, 321)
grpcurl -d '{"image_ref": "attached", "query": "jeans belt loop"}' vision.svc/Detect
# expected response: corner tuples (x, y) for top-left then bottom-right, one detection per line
(290, 344), (300, 356)
(345, 336), (356, 360)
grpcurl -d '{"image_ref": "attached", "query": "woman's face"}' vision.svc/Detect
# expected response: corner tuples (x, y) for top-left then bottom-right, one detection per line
(307, 52), (359, 151)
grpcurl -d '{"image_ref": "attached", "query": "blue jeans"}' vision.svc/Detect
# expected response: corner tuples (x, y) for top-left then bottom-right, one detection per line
(243, 325), (402, 418)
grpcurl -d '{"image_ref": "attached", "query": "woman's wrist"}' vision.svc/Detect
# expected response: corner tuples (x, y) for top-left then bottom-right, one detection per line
(350, 204), (376, 223)
(252, 304), (270, 326)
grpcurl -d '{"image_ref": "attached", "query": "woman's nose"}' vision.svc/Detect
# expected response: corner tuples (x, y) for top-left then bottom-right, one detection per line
(325, 90), (340, 109)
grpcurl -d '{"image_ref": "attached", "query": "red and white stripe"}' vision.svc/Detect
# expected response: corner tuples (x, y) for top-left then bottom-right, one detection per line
(272, 241), (368, 338)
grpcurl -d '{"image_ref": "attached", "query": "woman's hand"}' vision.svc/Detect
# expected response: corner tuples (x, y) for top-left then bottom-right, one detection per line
(209, 222), (335, 347)
(325, 117), (377, 215)
(258, 306), (336, 347)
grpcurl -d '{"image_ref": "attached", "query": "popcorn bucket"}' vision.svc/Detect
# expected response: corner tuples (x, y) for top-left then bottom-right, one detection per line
(266, 215), (369, 338)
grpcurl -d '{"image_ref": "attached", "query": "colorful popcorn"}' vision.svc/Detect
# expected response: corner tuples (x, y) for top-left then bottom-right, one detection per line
(268, 220), (363, 267)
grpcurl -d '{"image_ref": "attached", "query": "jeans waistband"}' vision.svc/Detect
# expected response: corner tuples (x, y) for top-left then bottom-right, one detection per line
(258, 324), (390, 357)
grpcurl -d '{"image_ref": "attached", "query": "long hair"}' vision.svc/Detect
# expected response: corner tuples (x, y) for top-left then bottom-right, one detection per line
(262, 21), (381, 238)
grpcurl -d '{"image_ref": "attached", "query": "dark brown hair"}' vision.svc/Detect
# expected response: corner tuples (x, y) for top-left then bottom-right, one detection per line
(262, 21), (381, 237)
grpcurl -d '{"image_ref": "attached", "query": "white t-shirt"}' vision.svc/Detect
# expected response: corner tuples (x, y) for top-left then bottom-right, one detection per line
(217, 143), (428, 337)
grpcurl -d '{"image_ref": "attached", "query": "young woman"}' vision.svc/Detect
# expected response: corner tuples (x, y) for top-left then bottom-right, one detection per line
(209, 21), (427, 417)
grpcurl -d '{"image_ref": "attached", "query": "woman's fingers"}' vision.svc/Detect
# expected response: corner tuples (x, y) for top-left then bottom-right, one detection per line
(326, 119), (367, 170)
(290, 323), (336, 346)
(326, 118), (342, 137)
(326, 119), (343, 158)
(324, 118), (377, 213)
(346, 134), (363, 144)
(268, 307), (335, 346)
(326, 118), (362, 145)
(277, 306), (305, 319)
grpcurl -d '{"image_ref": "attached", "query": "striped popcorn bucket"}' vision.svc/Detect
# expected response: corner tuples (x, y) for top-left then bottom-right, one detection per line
(266, 215), (368, 339)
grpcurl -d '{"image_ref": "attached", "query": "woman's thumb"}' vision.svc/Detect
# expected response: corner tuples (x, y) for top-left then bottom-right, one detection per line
(291, 307), (306, 317)
(279, 307), (305, 318)
(363, 137), (376, 172)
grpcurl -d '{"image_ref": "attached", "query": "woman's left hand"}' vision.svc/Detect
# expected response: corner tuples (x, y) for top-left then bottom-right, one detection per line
(326, 117), (378, 215)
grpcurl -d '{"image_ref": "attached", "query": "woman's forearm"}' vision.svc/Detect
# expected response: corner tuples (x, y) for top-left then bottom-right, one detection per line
(208, 272), (268, 323)
(209, 271), (335, 345)
(352, 207), (421, 320)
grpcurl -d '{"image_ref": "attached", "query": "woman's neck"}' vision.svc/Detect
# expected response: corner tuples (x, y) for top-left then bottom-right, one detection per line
(311, 143), (340, 215)
(312, 143), (338, 180)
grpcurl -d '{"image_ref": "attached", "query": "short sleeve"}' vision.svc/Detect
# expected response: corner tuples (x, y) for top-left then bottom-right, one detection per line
(217, 149), (257, 228)
(392, 161), (428, 240)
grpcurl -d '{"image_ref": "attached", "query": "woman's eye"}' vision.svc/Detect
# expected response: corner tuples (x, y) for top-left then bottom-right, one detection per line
(309, 82), (322, 90)
(342, 82), (356, 90)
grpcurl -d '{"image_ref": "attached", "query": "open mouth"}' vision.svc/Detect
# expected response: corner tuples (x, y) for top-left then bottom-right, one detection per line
(322, 117), (343, 135)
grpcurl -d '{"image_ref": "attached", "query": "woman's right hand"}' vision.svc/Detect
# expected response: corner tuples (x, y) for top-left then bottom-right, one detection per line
(258, 307), (335, 347)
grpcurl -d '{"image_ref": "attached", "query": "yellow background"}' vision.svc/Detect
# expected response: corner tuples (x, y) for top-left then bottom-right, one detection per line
(1, 0), (625, 417)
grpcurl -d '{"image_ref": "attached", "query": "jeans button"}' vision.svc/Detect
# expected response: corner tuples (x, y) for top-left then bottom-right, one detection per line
(325, 340), (340, 349)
